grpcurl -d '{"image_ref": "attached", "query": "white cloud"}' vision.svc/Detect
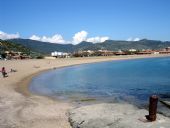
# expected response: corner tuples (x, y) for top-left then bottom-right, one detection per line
(30, 35), (41, 40)
(87, 36), (109, 43)
(0, 31), (20, 40)
(127, 37), (133, 41)
(29, 30), (110, 44)
(127, 37), (140, 41)
(29, 34), (66, 44)
(133, 38), (140, 41)
(72, 31), (88, 45)
(72, 30), (109, 44)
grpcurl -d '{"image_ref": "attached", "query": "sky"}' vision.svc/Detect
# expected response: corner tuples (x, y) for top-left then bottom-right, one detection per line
(0, 0), (170, 44)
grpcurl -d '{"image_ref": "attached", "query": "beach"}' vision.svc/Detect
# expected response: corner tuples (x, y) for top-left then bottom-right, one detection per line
(0, 54), (170, 128)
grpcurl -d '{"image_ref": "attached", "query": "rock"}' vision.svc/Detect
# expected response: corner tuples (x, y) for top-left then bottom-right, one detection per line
(69, 103), (170, 128)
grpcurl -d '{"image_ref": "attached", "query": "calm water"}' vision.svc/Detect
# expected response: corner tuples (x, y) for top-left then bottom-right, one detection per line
(30, 57), (170, 114)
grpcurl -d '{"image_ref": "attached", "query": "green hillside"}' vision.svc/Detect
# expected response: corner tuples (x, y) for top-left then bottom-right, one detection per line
(9, 39), (74, 54)
(0, 40), (42, 58)
(0, 40), (31, 54)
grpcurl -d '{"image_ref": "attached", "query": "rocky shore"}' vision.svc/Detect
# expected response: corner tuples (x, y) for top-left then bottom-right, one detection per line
(69, 103), (170, 128)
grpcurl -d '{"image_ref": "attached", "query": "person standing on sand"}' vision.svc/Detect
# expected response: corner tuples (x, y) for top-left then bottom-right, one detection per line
(1, 67), (8, 78)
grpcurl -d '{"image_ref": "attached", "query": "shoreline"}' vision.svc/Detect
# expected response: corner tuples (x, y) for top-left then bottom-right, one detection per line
(18, 54), (170, 97)
(15, 69), (51, 97)
(1, 54), (170, 128)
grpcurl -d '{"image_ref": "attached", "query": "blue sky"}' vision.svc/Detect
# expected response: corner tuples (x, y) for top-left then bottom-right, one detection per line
(0, 0), (170, 44)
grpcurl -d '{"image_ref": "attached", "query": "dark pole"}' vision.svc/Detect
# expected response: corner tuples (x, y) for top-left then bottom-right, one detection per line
(146, 95), (158, 121)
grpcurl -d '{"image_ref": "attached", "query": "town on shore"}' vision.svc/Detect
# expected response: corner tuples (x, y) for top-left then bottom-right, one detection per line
(1, 46), (170, 60)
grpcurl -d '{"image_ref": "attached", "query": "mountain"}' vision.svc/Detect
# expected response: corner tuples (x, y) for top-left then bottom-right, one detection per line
(75, 41), (97, 51)
(0, 39), (43, 58)
(8, 39), (75, 54)
(100, 39), (169, 51)
(8, 39), (170, 54)
(0, 39), (31, 54)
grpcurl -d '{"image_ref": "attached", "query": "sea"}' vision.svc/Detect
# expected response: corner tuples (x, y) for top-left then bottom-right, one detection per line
(29, 57), (170, 116)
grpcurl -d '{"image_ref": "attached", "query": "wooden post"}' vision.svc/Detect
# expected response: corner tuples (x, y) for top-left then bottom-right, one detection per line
(146, 95), (158, 121)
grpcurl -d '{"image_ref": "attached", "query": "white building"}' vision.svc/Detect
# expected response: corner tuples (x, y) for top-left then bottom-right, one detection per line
(51, 51), (70, 58)
(129, 49), (137, 52)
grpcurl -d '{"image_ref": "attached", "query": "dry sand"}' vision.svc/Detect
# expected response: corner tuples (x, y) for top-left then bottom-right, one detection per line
(0, 55), (170, 128)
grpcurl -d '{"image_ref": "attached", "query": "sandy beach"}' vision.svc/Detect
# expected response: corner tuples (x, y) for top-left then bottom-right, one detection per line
(0, 54), (170, 128)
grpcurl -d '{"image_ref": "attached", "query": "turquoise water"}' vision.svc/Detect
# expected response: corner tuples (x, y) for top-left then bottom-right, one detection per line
(30, 57), (170, 108)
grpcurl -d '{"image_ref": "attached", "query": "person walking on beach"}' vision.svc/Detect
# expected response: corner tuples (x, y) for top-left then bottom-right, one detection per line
(1, 67), (8, 78)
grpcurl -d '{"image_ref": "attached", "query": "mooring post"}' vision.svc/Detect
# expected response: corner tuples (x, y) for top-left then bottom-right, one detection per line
(146, 95), (158, 121)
